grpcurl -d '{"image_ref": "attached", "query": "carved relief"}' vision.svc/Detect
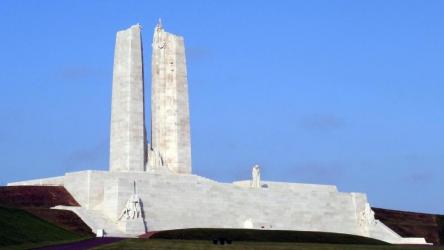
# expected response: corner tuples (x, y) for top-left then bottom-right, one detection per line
(359, 203), (377, 227)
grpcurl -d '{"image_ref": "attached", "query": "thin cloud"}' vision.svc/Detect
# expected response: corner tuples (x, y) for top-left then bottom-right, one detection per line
(57, 66), (106, 81)
(402, 154), (434, 185)
(405, 171), (434, 185)
(63, 141), (107, 171)
(299, 114), (345, 131)
(186, 47), (211, 63)
(293, 161), (345, 179)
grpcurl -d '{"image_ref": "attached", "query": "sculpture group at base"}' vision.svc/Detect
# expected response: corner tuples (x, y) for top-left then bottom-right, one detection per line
(118, 181), (143, 221)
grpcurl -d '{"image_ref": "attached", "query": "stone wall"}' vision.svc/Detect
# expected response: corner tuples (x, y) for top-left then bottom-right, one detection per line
(6, 171), (429, 244)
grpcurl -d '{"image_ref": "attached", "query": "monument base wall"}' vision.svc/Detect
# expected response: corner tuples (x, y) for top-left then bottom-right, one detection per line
(8, 170), (428, 244)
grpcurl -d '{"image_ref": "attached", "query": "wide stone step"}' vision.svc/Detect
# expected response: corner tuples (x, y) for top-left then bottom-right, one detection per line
(52, 206), (135, 237)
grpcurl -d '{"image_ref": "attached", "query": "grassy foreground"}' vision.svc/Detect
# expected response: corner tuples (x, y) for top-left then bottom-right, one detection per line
(0, 205), (88, 250)
(147, 228), (387, 244)
(93, 239), (443, 250)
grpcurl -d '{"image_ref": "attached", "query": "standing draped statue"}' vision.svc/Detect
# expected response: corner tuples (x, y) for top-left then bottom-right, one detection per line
(251, 164), (261, 188)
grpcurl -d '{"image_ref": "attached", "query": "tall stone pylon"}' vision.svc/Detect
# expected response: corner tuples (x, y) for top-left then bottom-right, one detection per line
(151, 20), (192, 174)
(109, 24), (147, 172)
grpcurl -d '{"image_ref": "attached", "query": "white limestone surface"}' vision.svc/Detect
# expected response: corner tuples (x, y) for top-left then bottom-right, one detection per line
(9, 171), (427, 244)
(151, 21), (192, 174)
(5, 23), (428, 245)
(52, 205), (130, 237)
(8, 176), (64, 186)
(109, 24), (147, 172)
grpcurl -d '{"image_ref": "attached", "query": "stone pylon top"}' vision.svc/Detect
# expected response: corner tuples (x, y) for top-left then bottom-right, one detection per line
(134, 23), (142, 30)
(156, 18), (163, 30)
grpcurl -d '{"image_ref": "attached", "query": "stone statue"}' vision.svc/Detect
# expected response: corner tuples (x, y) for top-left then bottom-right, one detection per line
(156, 18), (163, 30)
(359, 203), (377, 227)
(251, 164), (261, 188)
(147, 144), (164, 169)
(118, 181), (143, 220)
(154, 20), (166, 49)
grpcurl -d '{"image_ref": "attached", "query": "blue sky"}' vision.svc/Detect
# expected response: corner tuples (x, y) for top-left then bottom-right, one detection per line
(0, 1), (443, 214)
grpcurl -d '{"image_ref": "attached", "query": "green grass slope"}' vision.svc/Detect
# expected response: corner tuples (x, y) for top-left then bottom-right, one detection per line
(94, 239), (444, 250)
(0, 186), (94, 237)
(145, 228), (387, 245)
(0, 205), (86, 249)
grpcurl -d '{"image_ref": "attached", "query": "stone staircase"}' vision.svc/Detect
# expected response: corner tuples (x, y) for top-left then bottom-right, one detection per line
(53, 205), (132, 237)
(369, 219), (429, 245)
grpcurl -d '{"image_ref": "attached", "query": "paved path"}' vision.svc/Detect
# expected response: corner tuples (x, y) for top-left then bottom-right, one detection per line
(34, 237), (125, 250)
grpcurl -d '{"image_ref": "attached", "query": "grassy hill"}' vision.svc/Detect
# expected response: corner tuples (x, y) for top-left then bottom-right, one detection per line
(144, 228), (387, 245)
(0, 186), (93, 249)
(93, 239), (444, 250)
(0, 186), (79, 208)
(0, 186), (93, 236)
(373, 207), (444, 245)
(0, 205), (87, 249)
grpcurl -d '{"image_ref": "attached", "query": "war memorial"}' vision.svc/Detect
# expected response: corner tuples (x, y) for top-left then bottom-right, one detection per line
(8, 21), (428, 245)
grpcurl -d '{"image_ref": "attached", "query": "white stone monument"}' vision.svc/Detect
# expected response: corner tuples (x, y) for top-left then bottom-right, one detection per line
(109, 24), (147, 172)
(151, 19), (192, 174)
(109, 20), (191, 174)
(7, 21), (429, 245)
